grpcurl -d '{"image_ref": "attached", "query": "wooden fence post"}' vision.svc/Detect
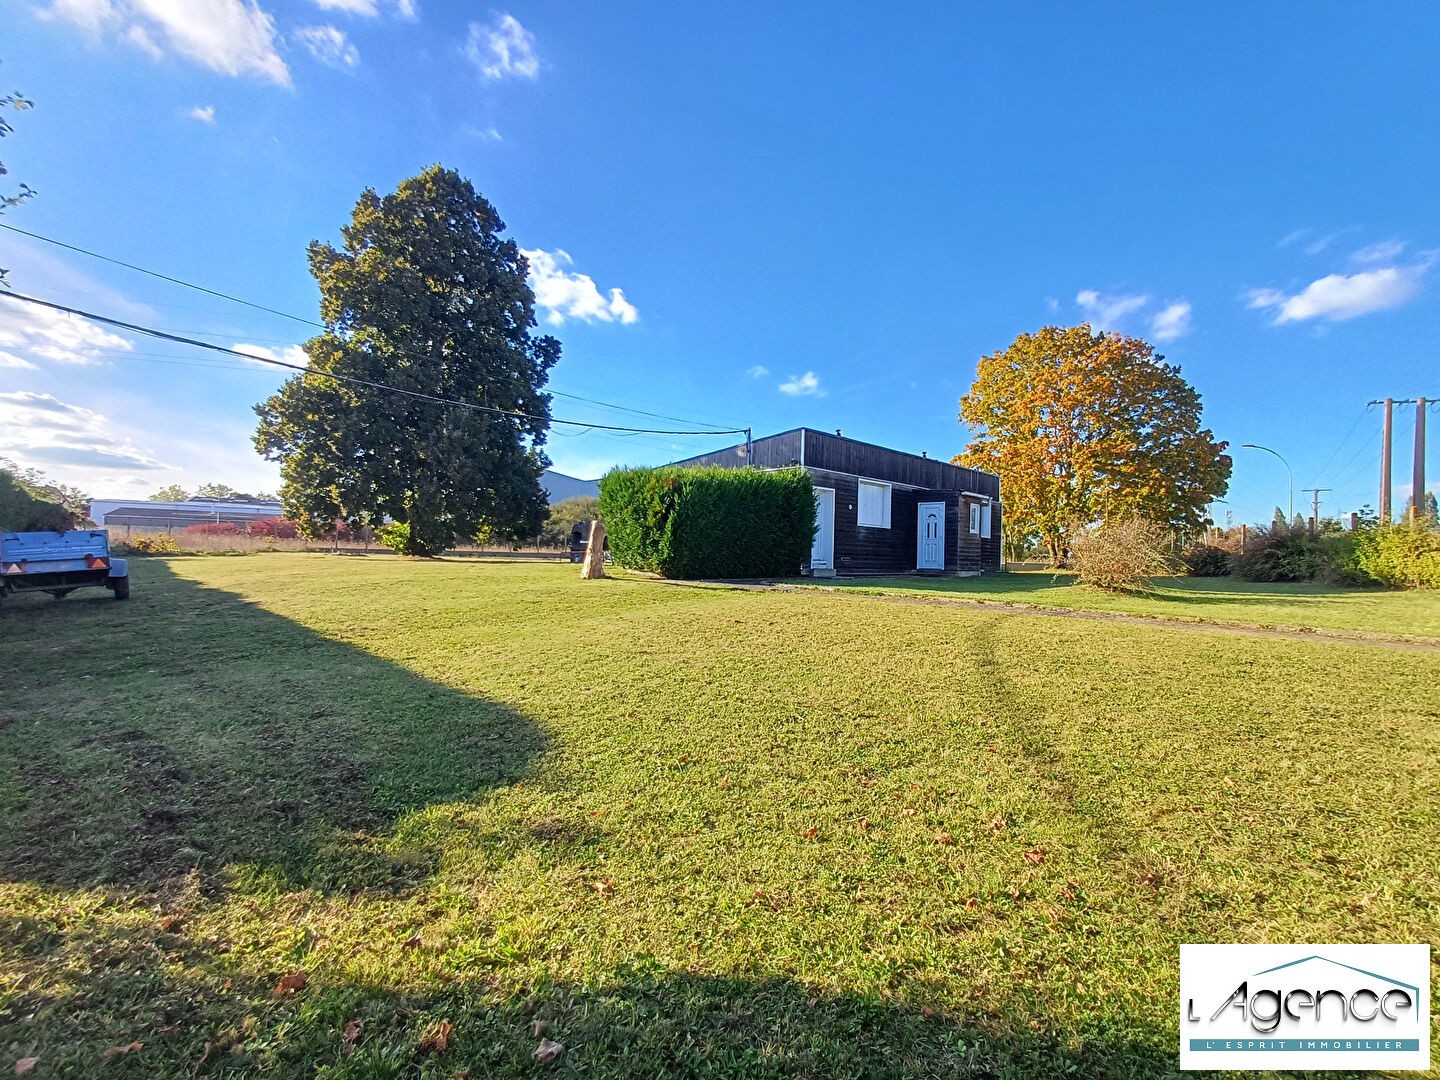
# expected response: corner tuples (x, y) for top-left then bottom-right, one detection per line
(580, 519), (607, 580)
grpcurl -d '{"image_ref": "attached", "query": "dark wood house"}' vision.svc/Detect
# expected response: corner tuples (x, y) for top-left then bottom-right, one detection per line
(669, 428), (1002, 576)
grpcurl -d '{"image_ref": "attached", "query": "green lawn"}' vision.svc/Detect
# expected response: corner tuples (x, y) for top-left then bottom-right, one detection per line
(1, 557), (1437, 1078)
(784, 570), (1440, 639)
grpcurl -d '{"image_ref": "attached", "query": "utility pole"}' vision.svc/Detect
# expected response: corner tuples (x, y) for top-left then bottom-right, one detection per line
(1301, 488), (1331, 531)
(1379, 398), (1393, 523)
(1369, 397), (1431, 524)
(1415, 397), (1427, 524)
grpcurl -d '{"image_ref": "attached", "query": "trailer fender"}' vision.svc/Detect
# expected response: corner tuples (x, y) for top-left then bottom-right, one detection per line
(108, 557), (129, 578)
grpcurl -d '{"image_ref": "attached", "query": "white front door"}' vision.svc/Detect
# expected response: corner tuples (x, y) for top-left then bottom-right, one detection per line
(811, 487), (835, 572)
(917, 502), (945, 569)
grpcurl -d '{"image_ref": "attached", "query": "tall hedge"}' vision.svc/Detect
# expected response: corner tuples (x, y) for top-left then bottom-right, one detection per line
(599, 466), (815, 579)
(0, 472), (75, 532)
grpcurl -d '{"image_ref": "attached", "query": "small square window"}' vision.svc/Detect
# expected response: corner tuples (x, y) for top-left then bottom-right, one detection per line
(969, 503), (981, 534)
(857, 480), (891, 528)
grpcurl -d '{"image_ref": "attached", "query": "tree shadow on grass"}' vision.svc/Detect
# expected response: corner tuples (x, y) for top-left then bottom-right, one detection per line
(0, 559), (544, 895)
(0, 918), (1195, 1080)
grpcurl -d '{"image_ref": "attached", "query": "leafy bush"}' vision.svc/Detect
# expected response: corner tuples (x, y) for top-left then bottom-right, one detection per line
(600, 466), (815, 579)
(247, 517), (299, 539)
(1180, 542), (1233, 577)
(184, 521), (242, 535)
(1352, 525), (1440, 588)
(1070, 515), (1176, 591)
(114, 533), (179, 555)
(377, 521), (411, 554)
(1232, 519), (1326, 582)
(0, 471), (75, 532)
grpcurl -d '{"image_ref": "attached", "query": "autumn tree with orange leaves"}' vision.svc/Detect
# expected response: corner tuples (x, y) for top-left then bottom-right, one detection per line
(955, 324), (1231, 567)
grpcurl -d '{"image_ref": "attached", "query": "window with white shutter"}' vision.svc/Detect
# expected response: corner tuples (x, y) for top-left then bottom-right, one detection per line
(857, 480), (891, 528)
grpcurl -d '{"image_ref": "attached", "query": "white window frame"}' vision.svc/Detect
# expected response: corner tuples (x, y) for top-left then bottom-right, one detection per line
(856, 479), (892, 529)
(981, 502), (992, 539)
(969, 503), (982, 534)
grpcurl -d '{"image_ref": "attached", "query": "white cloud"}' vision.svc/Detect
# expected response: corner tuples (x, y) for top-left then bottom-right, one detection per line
(1044, 297), (1060, 313)
(1276, 228), (1311, 250)
(187, 104), (217, 123)
(234, 343), (309, 368)
(465, 13), (538, 80)
(1351, 239), (1406, 265)
(1075, 289), (1150, 329)
(0, 391), (169, 473)
(746, 365), (769, 379)
(1150, 300), (1192, 342)
(463, 124), (503, 141)
(779, 371), (823, 396)
(1247, 263), (1429, 323)
(295, 25), (359, 68)
(312, 0), (376, 12)
(521, 249), (638, 326)
(310, 0), (415, 16)
(0, 300), (132, 365)
(46, 0), (291, 86)
(0, 351), (38, 370)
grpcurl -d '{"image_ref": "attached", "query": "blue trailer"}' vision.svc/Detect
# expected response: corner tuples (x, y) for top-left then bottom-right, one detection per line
(0, 530), (130, 602)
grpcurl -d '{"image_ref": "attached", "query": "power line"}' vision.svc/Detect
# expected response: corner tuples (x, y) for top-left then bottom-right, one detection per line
(0, 221), (326, 329)
(0, 291), (750, 439)
(1, 221), (746, 431)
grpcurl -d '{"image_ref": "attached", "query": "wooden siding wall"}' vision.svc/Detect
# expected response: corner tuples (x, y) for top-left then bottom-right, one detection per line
(801, 430), (1000, 499)
(810, 469), (917, 575)
(666, 428), (1003, 574)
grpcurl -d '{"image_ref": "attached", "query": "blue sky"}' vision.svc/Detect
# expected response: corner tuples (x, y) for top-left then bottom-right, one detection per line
(3, 1), (1437, 524)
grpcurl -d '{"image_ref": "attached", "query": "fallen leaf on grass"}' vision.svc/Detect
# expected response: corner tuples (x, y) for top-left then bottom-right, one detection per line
(1023, 848), (1046, 865)
(800, 826), (818, 840)
(402, 933), (423, 950)
(900, 808), (917, 817)
(341, 1019), (363, 1055)
(533, 1038), (565, 1064)
(419, 1020), (453, 1053)
(964, 897), (979, 910)
(933, 831), (954, 846)
(274, 971), (308, 995)
(591, 880), (613, 897)
(14, 1059), (39, 1077)
(1137, 872), (1161, 889)
(990, 814), (1008, 832)
(102, 1042), (143, 1058)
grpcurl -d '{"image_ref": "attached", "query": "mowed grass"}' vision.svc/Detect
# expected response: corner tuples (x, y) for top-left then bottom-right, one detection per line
(784, 570), (1440, 639)
(1, 556), (1437, 1078)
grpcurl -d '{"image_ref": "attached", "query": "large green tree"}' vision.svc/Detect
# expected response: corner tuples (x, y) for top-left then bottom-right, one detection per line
(255, 166), (558, 556)
(955, 324), (1231, 565)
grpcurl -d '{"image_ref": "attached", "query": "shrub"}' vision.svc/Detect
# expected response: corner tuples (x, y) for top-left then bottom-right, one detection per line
(1352, 525), (1440, 588)
(184, 521), (242, 535)
(114, 533), (179, 555)
(247, 517), (299, 539)
(599, 466), (815, 579)
(0, 472), (75, 532)
(377, 521), (411, 555)
(1232, 519), (1326, 582)
(1069, 515), (1176, 591)
(1180, 542), (1233, 577)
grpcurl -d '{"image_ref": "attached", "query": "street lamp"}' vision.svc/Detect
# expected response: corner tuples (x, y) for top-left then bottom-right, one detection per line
(1241, 443), (1293, 522)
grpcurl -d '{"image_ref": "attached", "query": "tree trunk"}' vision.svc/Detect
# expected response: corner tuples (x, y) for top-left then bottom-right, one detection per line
(580, 519), (607, 580)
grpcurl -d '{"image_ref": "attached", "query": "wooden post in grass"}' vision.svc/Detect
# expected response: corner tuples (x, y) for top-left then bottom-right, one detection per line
(580, 519), (607, 580)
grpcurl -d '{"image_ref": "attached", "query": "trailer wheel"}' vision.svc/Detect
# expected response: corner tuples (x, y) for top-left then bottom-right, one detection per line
(113, 575), (131, 600)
